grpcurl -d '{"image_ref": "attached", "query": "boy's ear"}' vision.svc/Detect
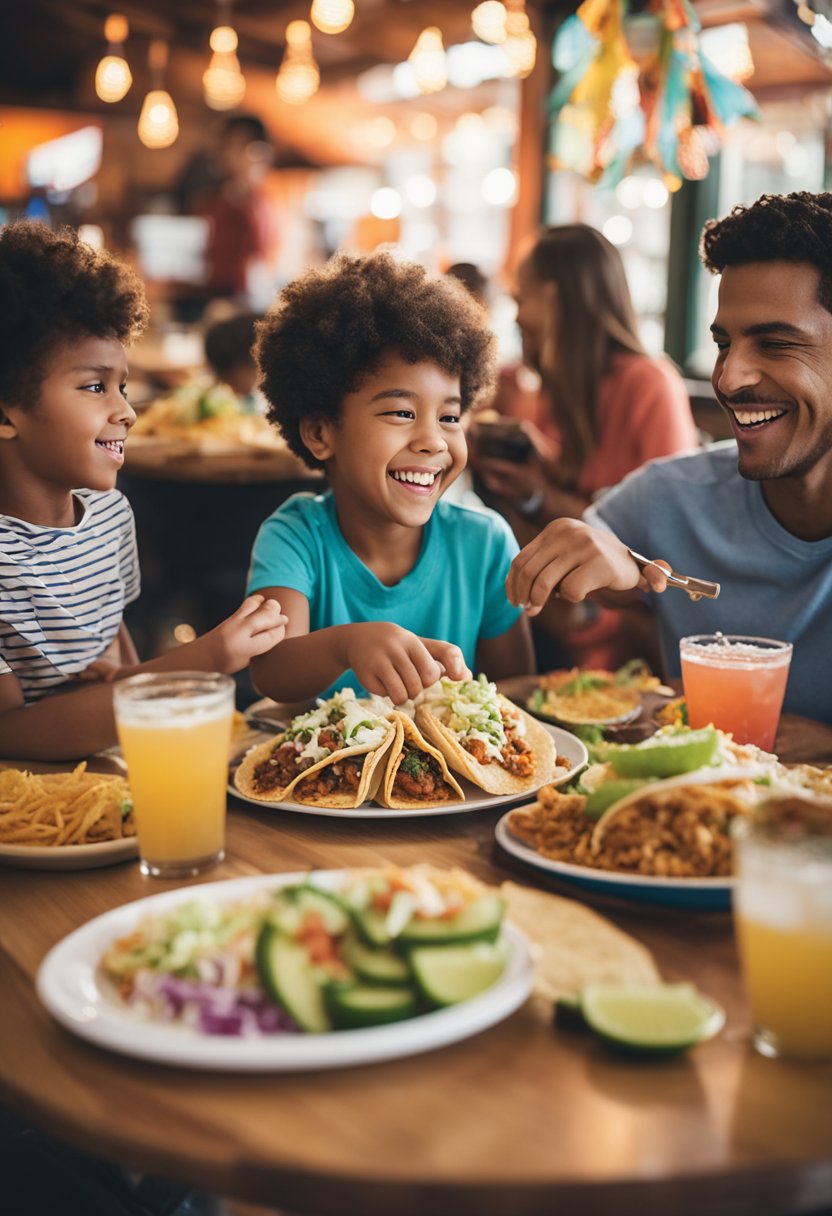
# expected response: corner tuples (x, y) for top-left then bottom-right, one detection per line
(0, 404), (18, 440)
(299, 417), (335, 462)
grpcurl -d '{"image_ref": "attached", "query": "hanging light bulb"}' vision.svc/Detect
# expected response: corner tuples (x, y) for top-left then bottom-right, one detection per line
(471, 1), (507, 45)
(276, 20), (320, 105)
(137, 41), (179, 148)
(502, 7), (536, 77)
(408, 27), (447, 94)
(95, 14), (132, 103)
(310, 0), (355, 36)
(203, 23), (246, 109)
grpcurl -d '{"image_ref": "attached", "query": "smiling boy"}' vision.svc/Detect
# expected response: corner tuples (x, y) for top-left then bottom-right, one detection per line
(0, 222), (286, 759)
(247, 251), (534, 705)
(506, 191), (832, 722)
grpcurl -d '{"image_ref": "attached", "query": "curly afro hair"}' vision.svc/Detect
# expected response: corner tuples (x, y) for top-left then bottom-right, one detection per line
(254, 251), (497, 470)
(700, 191), (832, 313)
(0, 221), (149, 409)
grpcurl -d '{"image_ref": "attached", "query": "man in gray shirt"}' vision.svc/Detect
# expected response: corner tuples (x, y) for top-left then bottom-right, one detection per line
(506, 191), (832, 723)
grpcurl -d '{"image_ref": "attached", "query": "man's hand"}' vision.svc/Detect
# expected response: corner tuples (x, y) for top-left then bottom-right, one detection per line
(338, 622), (471, 704)
(506, 519), (669, 616)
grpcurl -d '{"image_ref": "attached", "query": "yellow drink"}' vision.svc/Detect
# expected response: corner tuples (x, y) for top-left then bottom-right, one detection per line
(733, 808), (832, 1058)
(114, 673), (234, 877)
(735, 916), (832, 1057)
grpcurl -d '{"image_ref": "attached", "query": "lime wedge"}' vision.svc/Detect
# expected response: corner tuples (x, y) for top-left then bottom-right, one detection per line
(584, 778), (649, 819)
(603, 727), (719, 779)
(581, 983), (725, 1053)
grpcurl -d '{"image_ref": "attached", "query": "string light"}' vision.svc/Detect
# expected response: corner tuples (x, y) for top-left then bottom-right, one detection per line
(95, 14), (132, 103)
(276, 20), (320, 105)
(502, 3), (536, 77)
(137, 41), (179, 148)
(471, 1), (507, 44)
(408, 27), (447, 94)
(204, 27), (246, 108)
(310, 0), (355, 36)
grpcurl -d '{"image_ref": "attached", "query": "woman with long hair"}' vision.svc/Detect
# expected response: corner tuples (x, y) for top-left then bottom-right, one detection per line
(472, 223), (698, 668)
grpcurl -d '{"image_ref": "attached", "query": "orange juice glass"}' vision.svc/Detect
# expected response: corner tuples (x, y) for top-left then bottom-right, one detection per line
(732, 805), (832, 1058)
(680, 634), (792, 752)
(114, 672), (235, 878)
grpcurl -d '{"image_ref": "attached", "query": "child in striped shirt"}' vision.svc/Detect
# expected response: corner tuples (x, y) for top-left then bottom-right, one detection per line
(0, 221), (286, 760)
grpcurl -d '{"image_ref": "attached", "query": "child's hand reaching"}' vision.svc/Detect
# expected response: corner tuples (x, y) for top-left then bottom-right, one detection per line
(506, 519), (669, 615)
(189, 595), (288, 674)
(339, 622), (471, 704)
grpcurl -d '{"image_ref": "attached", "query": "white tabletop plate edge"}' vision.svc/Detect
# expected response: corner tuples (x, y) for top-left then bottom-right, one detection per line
(0, 836), (139, 871)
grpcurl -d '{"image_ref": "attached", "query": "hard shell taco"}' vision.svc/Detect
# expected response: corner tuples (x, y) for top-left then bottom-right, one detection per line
(414, 675), (556, 796)
(377, 711), (465, 810)
(234, 690), (396, 807)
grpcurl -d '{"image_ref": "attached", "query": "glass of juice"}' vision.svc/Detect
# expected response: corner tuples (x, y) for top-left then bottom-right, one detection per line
(732, 798), (832, 1059)
(679, 634), (792, 751)
(113, 672), (235, 878)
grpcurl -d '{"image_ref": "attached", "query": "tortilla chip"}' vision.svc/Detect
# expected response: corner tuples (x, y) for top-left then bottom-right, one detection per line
(415, 696), (556, 796)
(377, 712), (465, 809)
(501, 880), (660, 1001)
(233, 718), (395, 806)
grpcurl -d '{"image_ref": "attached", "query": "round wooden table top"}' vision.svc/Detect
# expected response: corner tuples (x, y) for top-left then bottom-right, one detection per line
(2, 713), (831, 1216)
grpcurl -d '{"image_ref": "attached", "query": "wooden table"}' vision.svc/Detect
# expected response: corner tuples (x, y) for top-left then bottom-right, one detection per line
(2, 715), (832, 1216)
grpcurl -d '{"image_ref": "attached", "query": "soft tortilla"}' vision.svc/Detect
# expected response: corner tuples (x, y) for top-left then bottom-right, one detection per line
(415, 696), (556, 796)
(234, 719), (395, 806)
(377, 712), (465, 809)
(292, 725), (396, 808)
(501, 880), (660, 1001)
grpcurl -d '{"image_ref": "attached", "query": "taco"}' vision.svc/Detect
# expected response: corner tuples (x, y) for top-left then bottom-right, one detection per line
(234, 689), (396, 807)
(414, 675), (556, 796)
(376, 712), (465, 809)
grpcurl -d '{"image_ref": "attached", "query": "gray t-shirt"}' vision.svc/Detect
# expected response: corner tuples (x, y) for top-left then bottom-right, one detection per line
(585, 442), (832, 723)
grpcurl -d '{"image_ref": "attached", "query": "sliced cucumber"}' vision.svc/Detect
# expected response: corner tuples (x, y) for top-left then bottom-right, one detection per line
(397, 894), (505, 947)
(324, 982), (419, 1029)
(350, 905), (394, 947)
(409, 939), (507, 1007)
(268, 884), (350, 937)
(255, 923), (331, 1033)
(342, 934), (411, 985)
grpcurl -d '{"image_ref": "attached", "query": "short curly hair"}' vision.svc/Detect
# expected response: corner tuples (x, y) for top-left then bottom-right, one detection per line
(0, 221), (149, 409)
(700, 191), (832, 314)
(255, 251), (497, 469)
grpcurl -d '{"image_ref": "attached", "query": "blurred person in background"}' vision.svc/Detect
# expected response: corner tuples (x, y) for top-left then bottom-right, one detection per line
(470, 223), (698, 672)
(203, 309), (263, 408)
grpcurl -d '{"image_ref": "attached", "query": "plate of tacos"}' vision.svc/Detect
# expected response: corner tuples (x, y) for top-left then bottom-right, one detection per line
(231, 681), (588, 819)
(494, 725), (832, 909)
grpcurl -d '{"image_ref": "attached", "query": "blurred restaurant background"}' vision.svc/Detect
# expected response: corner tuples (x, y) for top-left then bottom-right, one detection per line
(1, 0), (831, 672)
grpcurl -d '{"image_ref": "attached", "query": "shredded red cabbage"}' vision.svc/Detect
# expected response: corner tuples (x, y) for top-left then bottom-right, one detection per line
(149, 975), (299, 1036)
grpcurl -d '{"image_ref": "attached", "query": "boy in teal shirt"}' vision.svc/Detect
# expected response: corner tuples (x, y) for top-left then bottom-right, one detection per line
(248, 251), (534, 704)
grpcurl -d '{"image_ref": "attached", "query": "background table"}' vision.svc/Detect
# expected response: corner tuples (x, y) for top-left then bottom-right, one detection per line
(1, 714), (831, 1216)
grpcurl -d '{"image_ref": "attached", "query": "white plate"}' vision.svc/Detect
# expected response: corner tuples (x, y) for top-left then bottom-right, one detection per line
(36, 870), (535, 1072)
(495, 816), (732, 911)
(228, 724), (588, 819)
(0, 836), (139, 871)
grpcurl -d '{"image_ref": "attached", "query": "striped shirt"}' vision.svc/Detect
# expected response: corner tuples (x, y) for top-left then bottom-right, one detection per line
(0, 489), (140, 704)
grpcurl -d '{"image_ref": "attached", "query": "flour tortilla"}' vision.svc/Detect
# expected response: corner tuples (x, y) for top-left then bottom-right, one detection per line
(500, 880), (660, 1001)
(377, 712), (465, 810)
(234, 718), (396, 807)
(414, 696), (556, 796)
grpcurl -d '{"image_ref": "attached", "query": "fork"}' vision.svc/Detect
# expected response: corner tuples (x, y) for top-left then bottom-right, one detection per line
(627, 549), (720, 602)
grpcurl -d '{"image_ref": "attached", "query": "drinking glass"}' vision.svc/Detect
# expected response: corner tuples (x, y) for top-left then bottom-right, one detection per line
(679, 634), (792, 751)
(113, 672), (235, 878)
(732, 801), (832, 1059)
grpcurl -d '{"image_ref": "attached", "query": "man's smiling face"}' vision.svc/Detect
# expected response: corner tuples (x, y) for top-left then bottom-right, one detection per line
(710, 260), (832, 484)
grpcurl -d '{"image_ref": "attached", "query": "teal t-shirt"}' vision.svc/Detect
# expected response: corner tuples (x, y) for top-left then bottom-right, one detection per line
(247, 491), (523, 697)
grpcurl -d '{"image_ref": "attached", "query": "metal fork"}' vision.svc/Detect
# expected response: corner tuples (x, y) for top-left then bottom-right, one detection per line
(628, 549), (720, 602)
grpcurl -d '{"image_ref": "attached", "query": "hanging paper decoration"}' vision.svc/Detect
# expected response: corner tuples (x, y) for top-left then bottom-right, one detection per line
(548, 0), (760, 187)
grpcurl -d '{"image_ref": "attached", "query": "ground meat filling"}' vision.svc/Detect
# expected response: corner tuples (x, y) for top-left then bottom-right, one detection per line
(295, 756), (365, 798)
(392, 747), (452, 801)
(461, 713), (534, 778)
(252, 727), (346, 794)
